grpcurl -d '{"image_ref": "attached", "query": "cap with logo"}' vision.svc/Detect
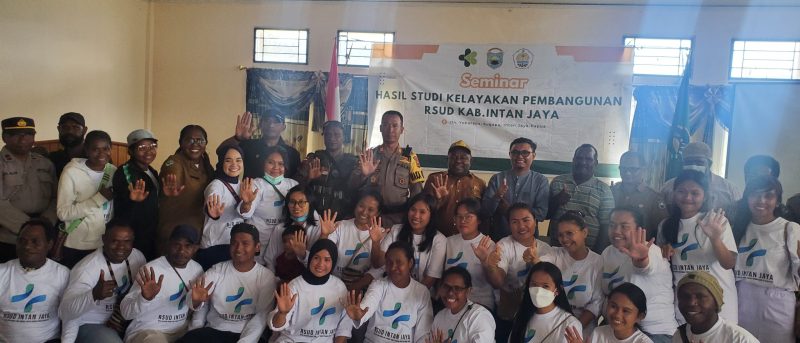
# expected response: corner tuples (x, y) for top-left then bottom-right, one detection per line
(127, 129), (158, 147)
(448, 140), (472, 155)
(1, 117), (36, 134)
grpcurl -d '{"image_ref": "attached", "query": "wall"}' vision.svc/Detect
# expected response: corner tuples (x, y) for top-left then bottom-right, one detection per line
(149, 1), (800, 173)
(0, 0), (150, 142)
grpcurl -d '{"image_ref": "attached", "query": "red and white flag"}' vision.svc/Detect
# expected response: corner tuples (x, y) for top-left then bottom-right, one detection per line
(325, 37), (340, 121)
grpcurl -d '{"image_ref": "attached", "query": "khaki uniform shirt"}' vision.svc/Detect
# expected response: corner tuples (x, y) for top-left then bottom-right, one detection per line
(351, 145), (424, 225)
(612, 182), (668, 239)
(0, 147), (56, 244)
(423, 171), (486, 236)
(156, 153), (211, 255)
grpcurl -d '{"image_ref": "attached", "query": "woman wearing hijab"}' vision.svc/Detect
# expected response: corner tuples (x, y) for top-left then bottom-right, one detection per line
(269, 239), (353, 342)
(196, 145), (258, 270)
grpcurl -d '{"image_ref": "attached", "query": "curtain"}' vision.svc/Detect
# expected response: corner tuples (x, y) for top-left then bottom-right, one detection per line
(629, 84), (734, 189)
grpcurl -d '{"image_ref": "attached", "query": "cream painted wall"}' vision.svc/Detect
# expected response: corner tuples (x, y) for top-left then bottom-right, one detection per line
(149, 1), (800, 169)
(0, 0), (150, 142)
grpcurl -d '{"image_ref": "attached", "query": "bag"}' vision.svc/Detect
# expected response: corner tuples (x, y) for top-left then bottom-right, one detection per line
(340, 266), (366, 285)
(496, 287), (524, 321)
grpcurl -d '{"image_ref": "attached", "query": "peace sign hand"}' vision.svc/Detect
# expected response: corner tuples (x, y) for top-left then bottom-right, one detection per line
(432, 174), (450, 200)
(128, 179), (149, 202)
(137, 266), (164, 301)
(274, 282), (297, 314)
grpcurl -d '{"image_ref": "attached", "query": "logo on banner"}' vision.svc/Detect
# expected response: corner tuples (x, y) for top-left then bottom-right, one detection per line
(513, 48), (533, 69)
(487, 48), (503, 69)
(458, 49), (477, 67)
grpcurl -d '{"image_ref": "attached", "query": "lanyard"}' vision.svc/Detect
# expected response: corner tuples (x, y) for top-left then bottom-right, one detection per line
(170, 264), (188, 296)
(448, 303), (474, 341)
(105, 258), (132, 295)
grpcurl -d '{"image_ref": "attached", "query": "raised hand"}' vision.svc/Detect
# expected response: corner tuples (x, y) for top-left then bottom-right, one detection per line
(343, 289), (369, 321)
(486, 243), (503, 268)
(471, 235), (493, 264)
(700, 208), (728, 240)
(206, 194), (225, 219)
(239, 177), (259, 204)
(432, 174), (450, 200)
(289, 230), (308, 258)
(137, 266), (164, 301)
(161, 173), (186, 197)
(619, 228), (653, 263)
(274, 282), (297, 314)
(235, 112), (255, 141)
(358, 149), (379, 177)
(496, 177), (509, 200)
(522, 241), (540, 265)
(565, 326), (584, 343)
(128, 179), (149, 202)
(307, 157), (323, 180)
(426, 328), (446, 343)
(553, 185), (571, 206)
(660, 244), (675, 261)
(92, 269), (118, 301)
(368, 216), (387, 243)
(190, 276), (214, 306)
(320, 209), (339, 237)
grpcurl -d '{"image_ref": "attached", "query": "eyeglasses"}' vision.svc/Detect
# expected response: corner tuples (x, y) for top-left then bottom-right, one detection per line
(186, 138), (207, 145)
(135, 143), (158, 152)
(454, 214), (477, 222)
(288, 200), (309, 207)
(441, 283), (468, 293)
(510, 150), (533, 157)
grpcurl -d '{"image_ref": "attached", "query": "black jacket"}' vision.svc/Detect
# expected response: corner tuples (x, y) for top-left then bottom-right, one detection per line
(112, 160), (160, 260)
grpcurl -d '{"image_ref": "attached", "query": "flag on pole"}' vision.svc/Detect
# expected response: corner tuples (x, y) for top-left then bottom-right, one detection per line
(665, 50), (693, 181)
(326, 37), (341, 121)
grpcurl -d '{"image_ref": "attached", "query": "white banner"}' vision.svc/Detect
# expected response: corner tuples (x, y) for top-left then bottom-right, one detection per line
(367, 44), (633, 168)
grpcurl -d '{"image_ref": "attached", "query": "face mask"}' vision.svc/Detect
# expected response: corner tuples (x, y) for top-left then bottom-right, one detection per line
(292, 214), (308, 223)
(683, 165), (708, 174)
(264, 174), (284, 185)
(528, 286), (556, 308)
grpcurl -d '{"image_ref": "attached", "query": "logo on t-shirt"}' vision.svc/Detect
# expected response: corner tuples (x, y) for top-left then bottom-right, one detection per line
(225, 287), (254, 313)
(446, 252), (468, 269)
(602, 266), (624, 292)
(517, 264), (532, 279)
(10, 283), (47, 313)
(168, 282), (187, 310)
(563, 274), (587, 299)
(382, 302), (410, 329)
(310, 297), (337, 325)
(345, 243), (370, 265)
(671, 233), (700, 261)
(738, 239), (767, 266)
(524, 328), (536, 342)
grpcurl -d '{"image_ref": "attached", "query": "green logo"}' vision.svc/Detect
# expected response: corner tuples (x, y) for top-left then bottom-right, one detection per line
(458, 49), (477, 67)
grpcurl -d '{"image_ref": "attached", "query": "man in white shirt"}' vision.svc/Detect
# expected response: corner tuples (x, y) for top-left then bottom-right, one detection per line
(121, 224), (204, 342)
(59, 220), (147, 343)
(179, 223), (276, 343)
(0, 219), (69, 343)
(673, 272), (758, 343)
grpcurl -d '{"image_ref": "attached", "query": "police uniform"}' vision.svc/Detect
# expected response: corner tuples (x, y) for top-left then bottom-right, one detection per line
(0, 118), (57, 262)
(351, 144), (424, 226)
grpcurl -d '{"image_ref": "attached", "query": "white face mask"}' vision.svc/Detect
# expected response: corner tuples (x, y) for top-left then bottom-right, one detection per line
(683, 165), (708, 174)
(528, 286), (556, 308)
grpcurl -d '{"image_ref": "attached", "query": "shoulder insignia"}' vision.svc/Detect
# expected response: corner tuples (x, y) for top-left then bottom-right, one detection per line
(164, 159), (175, 167)
(402, 145), (412, 157)
(399, 177), (406, 185)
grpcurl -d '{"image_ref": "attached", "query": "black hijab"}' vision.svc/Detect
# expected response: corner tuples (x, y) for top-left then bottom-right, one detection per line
(214, 144), (244, 184)
(302, 238), (338, 285)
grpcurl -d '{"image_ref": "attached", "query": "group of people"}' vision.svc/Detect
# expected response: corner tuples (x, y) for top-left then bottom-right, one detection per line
(0, 109), (798, 343)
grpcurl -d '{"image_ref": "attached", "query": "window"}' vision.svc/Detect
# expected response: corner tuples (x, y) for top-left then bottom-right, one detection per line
(254, 29), (308, 64)
(338, 31), (395, 67)
(624, 37), (692, 76)
(730, 40), (800, 80)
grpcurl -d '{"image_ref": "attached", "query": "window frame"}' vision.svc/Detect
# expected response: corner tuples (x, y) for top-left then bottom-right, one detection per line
(729, 38), (800, 83)
(623, 35), (695, 78)
(337, 30), (396, 67)
(252, 28), (310, 65)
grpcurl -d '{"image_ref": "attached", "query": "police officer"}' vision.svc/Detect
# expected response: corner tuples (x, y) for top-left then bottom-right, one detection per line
(350, 110), (424, 226)
(611, 150), (667, 240)
(0, 117), (57, 263)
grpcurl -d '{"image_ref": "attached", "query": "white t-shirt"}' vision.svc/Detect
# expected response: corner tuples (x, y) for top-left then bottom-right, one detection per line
(496, 237), (553, 291)
(354, 278), (433, 343)
(328, 219), (383, 277)
(191, 260), (276, 341)
(522, 306), (582, 343)
(600, 245), (677, 336)
(261, 212), (322, 270)
(735, 217), (800, 291)
(85, 163), (113, 222)
(121, 256), (204, 339)
(657, 213), (738, 322)
(249, 178), (299, 250)
(590, 325), (653, 343)
(201, 180), (255, 248)
(445, 233), (496, 310)
(541, 247), (604, 322)
(0, 259), (69, 343)
(431, 301), (495, 343)
(381, 225), (447, 281)
(267, 275), (353, 342)
(59, 248), (147, 342)
(671, 318), (759, 343)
